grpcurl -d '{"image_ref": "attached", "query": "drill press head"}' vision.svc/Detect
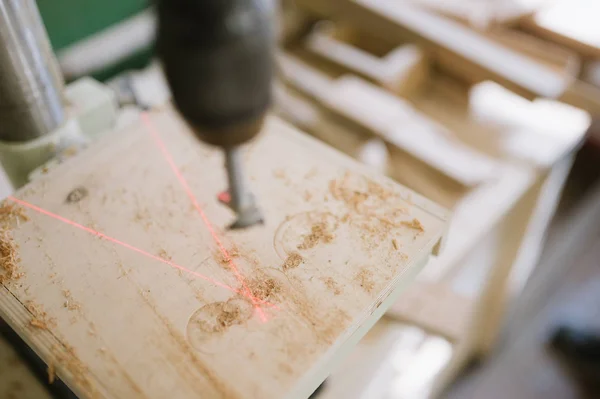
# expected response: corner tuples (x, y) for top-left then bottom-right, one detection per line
(156, 0), (275, 229)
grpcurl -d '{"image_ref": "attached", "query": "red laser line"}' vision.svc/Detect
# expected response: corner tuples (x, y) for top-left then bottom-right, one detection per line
(7, 196), (245, 292)
(141, 113), (268, 322)
(10, 196), (276, 309)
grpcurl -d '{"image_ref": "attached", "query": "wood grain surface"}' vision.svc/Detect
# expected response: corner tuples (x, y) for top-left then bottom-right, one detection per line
(0, 109), (447, 399)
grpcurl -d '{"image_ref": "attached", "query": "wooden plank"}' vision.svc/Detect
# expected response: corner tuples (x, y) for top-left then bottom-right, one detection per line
(278, 54), (500, 188)
(386, 282), (472, 340)
(294, 0), (571, 100)
(304, 24), (430, 96)
(0, 109), (447, 399)
(522, 0), (600, 59)
(418, 162), (536, 282)
(316, 319), (454, 399)
(273, 83), (390, 175)
(411, 77), (590, 168)
(404, 0), (545, 28)
(0, 334), (51, 399)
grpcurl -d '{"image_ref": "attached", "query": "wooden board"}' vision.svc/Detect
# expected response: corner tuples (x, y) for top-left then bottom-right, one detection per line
(278, 54), (500, 189)
(316, 319), (453, 399)
(294, 0), (572, 100)
(404, 0), (546, 28)
(522, 0), (600, 59)
(0, 109), (447, 399)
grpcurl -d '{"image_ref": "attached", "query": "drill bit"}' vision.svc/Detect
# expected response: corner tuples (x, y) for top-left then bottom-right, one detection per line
(222, 146), (263, 229)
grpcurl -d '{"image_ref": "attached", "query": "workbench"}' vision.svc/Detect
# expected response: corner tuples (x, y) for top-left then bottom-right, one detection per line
(0, 108), (447, 398)
(273, 4), (591, 395)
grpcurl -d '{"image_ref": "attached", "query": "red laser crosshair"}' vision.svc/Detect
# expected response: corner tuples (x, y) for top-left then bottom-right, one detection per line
(7, 196), (277, 310)
(142, 113), (268, 321)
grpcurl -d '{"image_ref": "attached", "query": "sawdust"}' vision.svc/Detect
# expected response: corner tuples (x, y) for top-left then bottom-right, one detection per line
(157, 248), (171, 261)
(247, 278), (281, 301)
(321, 277), (342, 295)
(328, 173), (417, 249)
(399, 252), (409, 261)
(354, 269), (375, 293)
(47, 364), (56, 384)
(51, 344), (96, 397)
(282, 252), (304, 270)
(0, 230), (22, 284)
(329, 172), (404, 215)
(297, 222), (335, 250)
(26, 301), (56, 331)
(392, 239), (399, 250)
(214, 247), (240, 269)
(401, 218), (425, 233)
(190, 298), (253, 334)
(273, 169), (286, 179)
(63, 291), (81, 311)
(0, 203), (29, 284)
(0, 202), (29, 225)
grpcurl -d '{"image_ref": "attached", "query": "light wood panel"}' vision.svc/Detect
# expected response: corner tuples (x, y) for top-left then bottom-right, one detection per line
(0, 109), (447, 399)
(404, 0), (546, 28)
(522, 0), (600, 59)
(294, 0), (571, 100)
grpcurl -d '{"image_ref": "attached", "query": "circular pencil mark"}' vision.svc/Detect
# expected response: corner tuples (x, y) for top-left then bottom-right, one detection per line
(186, 298), (253, 351)
(273, 211), (338, 260)
(65, 186), (88, 204)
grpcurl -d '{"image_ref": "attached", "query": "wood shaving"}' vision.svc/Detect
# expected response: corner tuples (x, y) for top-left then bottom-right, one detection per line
(0, 229), (21, 284)
(47, 364), (56, 384)
(0, 202), (29, 225)
(400, 218), (425, 233)
(30, 319), (50, 329)
(64, 300), (81, 311)
(26, 301), (56, 331)
(282, 252), (304, 270)
(392, 239), (399, 250)
(298, 222), (335, 250)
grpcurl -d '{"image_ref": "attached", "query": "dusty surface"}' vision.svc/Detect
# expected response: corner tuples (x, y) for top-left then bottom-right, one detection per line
(0, 112), (447, 399)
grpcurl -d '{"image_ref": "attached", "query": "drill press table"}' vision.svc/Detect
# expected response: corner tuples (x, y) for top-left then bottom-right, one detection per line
(0, 109), (447, 398)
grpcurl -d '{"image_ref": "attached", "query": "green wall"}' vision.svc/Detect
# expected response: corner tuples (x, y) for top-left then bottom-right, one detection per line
(37, 0), (151, 80)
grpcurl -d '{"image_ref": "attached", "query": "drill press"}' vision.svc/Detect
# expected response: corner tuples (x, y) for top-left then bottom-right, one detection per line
(156, 0), (275, 229)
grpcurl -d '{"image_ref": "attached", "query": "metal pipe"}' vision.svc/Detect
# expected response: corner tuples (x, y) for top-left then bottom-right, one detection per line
(23, 0), (65, 94)
(0, 0), (65, 142)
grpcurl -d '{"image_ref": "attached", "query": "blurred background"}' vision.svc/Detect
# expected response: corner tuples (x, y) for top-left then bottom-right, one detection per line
(1, 0), (600, 398)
